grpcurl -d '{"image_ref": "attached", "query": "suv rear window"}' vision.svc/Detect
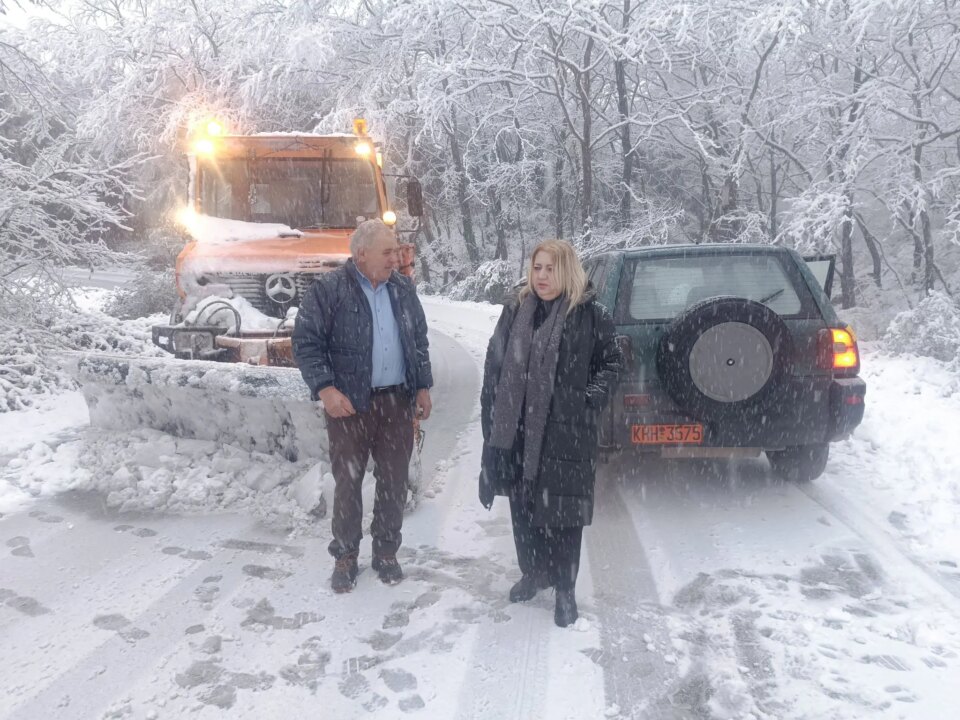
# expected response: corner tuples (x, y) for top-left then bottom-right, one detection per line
(622, 253), (812, 322)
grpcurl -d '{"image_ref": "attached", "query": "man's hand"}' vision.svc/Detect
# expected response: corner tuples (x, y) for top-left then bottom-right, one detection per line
(416, 389), (432, 420)
(319, 386), (356, 418)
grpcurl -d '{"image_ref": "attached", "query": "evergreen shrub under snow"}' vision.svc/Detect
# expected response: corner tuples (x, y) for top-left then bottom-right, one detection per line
(883, 291), (960, 363)
(447, 260), (518, 305)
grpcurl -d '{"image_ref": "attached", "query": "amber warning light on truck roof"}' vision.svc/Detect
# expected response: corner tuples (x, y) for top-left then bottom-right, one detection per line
(191, 118), (226, 155)
(193, 138), (215, 155)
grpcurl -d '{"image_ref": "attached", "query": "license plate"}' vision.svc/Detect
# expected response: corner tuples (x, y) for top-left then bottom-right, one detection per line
(632, 424), (704, 445)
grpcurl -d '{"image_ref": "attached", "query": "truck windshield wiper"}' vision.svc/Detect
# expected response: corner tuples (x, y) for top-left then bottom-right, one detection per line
(758, 288), (785, 304)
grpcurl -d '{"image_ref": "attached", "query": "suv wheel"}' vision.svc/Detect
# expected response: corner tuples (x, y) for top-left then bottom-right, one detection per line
(767, 443), (829, 483)
(657, 297), (792, 422)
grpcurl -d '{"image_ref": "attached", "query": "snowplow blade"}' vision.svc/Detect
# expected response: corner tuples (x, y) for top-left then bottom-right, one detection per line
(63, 353), (327, 462)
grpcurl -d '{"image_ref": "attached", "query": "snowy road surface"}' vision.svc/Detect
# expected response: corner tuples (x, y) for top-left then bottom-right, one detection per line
(60, 268), (137, 290)
(2, 296), (959, 719)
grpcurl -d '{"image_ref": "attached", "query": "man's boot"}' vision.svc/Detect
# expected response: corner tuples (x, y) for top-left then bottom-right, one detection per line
(372, 554), (404, 585)
(509, 574), (550, 602)
(554, 588), (578, 627)
(331, 551), (359, 593)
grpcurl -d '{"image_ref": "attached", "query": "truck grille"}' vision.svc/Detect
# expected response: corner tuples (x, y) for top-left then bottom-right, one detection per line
(206, 272), (325, 319)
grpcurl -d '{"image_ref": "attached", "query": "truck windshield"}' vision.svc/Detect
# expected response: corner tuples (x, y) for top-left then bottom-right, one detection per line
(198, 157), (380, 229)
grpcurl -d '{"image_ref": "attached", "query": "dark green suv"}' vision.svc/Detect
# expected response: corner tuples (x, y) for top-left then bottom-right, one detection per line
(584, 244), (865, 482)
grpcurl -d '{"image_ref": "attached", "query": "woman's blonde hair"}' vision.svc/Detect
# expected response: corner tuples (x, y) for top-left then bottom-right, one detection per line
(519, 239), (588, 312)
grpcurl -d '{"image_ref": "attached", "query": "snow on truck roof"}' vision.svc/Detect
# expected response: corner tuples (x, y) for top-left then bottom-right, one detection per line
(250, 132), (358, 138)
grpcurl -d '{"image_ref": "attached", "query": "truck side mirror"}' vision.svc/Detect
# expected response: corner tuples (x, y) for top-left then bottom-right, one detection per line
(406, 179), (424, 217)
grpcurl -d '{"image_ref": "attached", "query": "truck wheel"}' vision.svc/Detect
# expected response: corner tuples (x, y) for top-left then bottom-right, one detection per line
(657, 296), (792, 423)
(767, 443), (829, 483)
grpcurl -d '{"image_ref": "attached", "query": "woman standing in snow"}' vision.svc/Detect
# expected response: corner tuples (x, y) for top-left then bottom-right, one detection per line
(479, 240), (621, 627)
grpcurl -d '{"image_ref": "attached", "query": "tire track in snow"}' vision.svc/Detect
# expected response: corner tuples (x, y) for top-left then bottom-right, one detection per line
(799, 482), (960, 613)
(587, 466), (685, 719)
(423, 304), (603, 719)
(418, 319), (554, 720)
(454, 604), (552, 720)
(606, 454), (960, 717)
(2, 496), (275, 719)
(416, 327), (479, 501)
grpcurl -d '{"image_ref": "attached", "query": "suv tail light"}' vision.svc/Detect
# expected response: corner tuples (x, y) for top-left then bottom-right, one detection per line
(817, 326), (860, 374)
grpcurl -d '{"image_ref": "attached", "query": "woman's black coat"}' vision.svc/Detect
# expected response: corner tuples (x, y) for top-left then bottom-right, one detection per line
(479, 291), (622, 527)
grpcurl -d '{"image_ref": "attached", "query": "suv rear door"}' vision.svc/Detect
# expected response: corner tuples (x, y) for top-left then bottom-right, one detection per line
(802, 254), (836, 298)
(613, 247), (829, 385)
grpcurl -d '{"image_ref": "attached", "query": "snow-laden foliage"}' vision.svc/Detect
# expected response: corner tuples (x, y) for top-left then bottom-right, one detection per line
(447, 259), (518, 305)
(4, 0), (960, 326)
(0, 300), (164, 412)
(1, 23), (141, 319)
(0, 328), (73, 412)
(883, 292), (960, 363)
(103, 269), (176, 320)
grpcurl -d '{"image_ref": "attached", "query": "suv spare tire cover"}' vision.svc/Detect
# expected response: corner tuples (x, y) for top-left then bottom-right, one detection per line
(656, 296), (792, 422)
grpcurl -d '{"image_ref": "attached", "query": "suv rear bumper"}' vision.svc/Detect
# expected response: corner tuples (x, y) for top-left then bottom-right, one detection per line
(827, 376), (866, 441)
(605, 375), (866, 452)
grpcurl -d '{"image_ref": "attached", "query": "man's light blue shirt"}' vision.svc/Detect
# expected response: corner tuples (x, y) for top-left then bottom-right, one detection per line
(352, 266), (406, 387)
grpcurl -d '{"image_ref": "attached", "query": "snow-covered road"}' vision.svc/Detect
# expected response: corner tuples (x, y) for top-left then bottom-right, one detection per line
(1, 296), (958, 719)
(60, 268), (137, 290)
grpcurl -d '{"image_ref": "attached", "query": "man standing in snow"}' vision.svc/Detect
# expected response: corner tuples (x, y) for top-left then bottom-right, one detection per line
(293, 219), (433, 593)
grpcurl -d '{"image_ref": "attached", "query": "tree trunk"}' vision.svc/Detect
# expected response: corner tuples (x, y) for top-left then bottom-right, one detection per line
(446, 120), (478, 265)
(911, 104), (935, 296)
(439, 73), (478, 266)
(555, 132), (565, 239)
(768, 147), (778, 240)
(854, 214), (882, 288)
(839, 197), (856, 308)
(833, 63), (865, 308)
(416, 210), (435, 285)
(490, 188), (507, 260)
(921, 206), (935, 294)
(615, 0), (633, 230)
(578, 37), (595, 244)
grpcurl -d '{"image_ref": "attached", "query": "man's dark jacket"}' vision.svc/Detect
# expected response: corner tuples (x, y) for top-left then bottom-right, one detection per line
(479, 290), (621, 527)
(292, 260), (433, 412)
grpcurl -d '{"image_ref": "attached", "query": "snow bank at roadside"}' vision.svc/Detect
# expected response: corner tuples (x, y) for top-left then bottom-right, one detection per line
(883, 291), (960, 363)
(828, 344), (960, 568)
(3, 420), (332, 533)
(666, 554), (960, 719)
(0, 288), (165, 412)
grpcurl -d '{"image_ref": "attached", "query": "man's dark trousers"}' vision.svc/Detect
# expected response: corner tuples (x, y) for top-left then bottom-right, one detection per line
(326, 387), (414, 560)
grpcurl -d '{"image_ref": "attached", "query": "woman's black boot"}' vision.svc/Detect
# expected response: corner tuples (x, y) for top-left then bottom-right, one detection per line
(509, 574), (549, 602)
(554, 588), (578, 627)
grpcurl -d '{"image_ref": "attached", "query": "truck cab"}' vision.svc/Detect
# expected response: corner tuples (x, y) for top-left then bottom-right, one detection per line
(155, 121), (421, 366)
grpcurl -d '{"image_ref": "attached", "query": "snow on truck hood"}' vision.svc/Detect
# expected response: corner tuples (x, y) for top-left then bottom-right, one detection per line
(175, 213), (352, 277)
(180, 212), (302, 244)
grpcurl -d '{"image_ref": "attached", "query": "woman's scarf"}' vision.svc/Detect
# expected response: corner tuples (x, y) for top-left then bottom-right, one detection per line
(489, 293), (569, 498)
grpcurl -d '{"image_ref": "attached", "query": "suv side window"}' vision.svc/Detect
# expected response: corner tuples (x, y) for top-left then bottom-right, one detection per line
(582, 257), (600, 282)
(591, 255), (610, 289)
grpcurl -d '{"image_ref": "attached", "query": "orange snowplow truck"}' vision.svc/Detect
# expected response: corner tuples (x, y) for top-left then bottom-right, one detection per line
(154, 119), (423, 366)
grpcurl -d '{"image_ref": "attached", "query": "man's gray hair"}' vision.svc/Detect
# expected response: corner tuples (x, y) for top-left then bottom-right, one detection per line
(350, 219), (394, 256)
